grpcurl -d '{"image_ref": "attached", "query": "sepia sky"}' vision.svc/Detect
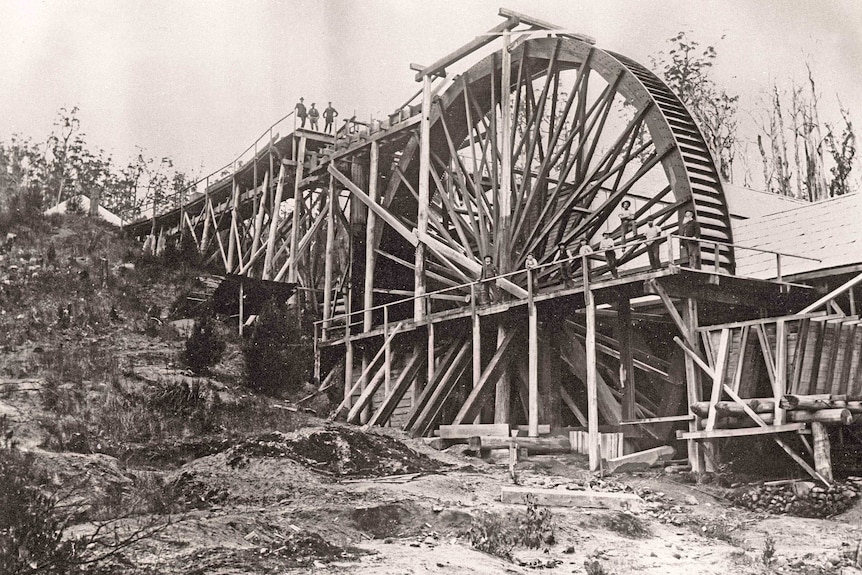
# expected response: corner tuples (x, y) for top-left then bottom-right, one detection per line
(1, 0), (860, 183)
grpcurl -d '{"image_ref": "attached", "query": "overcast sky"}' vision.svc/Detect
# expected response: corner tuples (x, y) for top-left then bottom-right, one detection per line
(1, 0), (860, 183)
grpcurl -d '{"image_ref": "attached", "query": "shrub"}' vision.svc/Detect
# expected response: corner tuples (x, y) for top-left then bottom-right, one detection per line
(182, 316), (225, 374)
(242, 299), (310, 396)
(600, 511), (650, 538)
(464, 511), (516, 560)
(517, 497), (555, 548)
(0, 450), (77, 575)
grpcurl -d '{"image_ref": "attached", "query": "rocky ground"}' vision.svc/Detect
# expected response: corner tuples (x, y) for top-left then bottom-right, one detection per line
(2, 214), (862, 575)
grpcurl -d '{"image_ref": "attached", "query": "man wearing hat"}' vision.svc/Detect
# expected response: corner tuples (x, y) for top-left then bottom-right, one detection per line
(619, 199), (635, 242)
(599, 232), (619, 278)
(295, 97), (308, 128)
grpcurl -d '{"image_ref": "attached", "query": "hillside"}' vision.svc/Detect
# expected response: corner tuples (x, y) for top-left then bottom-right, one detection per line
(1, 213), (862, 575)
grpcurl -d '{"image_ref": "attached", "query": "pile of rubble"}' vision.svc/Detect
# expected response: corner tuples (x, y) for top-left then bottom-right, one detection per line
(729, 477), (862, 518)
(226, 426), (444, 477)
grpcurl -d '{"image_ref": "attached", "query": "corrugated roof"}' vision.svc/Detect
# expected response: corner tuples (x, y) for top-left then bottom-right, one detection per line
(732, 192), (862, 280)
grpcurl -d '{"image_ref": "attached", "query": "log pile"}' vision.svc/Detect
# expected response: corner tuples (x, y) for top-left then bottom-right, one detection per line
(729, 477), (862, 518)
(690, 394), (862, 428)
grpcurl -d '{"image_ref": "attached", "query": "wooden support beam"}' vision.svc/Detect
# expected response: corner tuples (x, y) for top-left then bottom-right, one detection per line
(363, 141), (379, 331)
(414, 17), (518, 81)
(584, 266), (600, 472)
(681, 298), (704, 474)
(453, 328), (520, 425)
(811, 422), (833, 481)
(528, 274), (539, 437)
(789, 319), (810, 394)
(288, 136), (306, 283)
(705, 329), (731, 431)
(618, 298), (636, 421)
(407, 339), (471, 437)
(494, 324), (511, 424)
(438, 424), (510, 439)
(227, 181), (239, 271)
(364, 350), (424, 428)
(262, 166), (285, 279)
(415, 75), (432, 321)
(322, 175), (336, 337)
(678, 424), (805, 440)
(347, 361), (387, 423)
(560, 386), (588, 426)
(799, 272), (862, 314)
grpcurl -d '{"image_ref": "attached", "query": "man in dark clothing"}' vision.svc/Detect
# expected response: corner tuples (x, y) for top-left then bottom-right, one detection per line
(308, 103), (320, 130)
(679, 209), (701, 269)
(295, 98), (307, 128)
(644, 218), (662, 270)
(479, 255), (497, 305)
(323, 102), (339, 134)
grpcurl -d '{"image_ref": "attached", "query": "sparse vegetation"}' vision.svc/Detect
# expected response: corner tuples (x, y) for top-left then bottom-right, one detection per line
(183, 316), (225, 374)
(464, 511), (517, 560)
(600, 511), (651, 539)
(242, 299), (311, 396)
(762, 532), (776, 569)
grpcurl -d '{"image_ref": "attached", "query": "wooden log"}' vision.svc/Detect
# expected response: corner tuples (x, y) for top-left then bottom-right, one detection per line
(501, 486), (644, 511)
(438, 423), (510, 439)
(812, 422), (833, 482)
(719, 408), (852, 427)
(474, 435), (571, 454)
(603, 445), (675, 475)
(781, 394), (835, 410)
(691, 399), (775, 418)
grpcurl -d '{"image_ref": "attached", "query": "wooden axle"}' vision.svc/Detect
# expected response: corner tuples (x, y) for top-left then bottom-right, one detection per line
(690, 399), (775, 418)
(780, 394), (862, 411)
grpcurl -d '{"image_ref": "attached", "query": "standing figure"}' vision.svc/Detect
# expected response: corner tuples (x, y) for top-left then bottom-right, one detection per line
(479, 255), (497, 305)
(619, 199), (636, 242)
(575, 237), (593, 275)
(524, 252), (539, 293)
(295, 97), (308, 128)
(553, 243), (572, 287)
(599, 232), (619, 278)
(679, 209), (701, 269)
(323, 102), (339, 134)
(308, 103), (320, 130)
(644, 218), (662, 270)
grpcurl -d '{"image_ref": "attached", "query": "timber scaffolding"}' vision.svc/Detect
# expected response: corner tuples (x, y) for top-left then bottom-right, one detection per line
(124, 9), (862, 484)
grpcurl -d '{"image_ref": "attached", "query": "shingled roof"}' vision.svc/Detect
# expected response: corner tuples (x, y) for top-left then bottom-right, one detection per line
(732, 192), (862, 281)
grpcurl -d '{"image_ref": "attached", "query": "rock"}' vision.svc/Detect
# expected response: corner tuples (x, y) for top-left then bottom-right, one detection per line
(840, 567), (862, 575)
(684, 495), (698, 506)
(792, 481), (815, 497)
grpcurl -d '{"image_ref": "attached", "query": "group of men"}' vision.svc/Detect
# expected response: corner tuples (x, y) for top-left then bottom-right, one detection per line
(480, 206), (701, 303)
(295, 97), (339, 133)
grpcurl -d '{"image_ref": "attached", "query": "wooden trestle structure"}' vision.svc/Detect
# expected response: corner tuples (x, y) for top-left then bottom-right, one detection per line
(125, 9), (862, 482)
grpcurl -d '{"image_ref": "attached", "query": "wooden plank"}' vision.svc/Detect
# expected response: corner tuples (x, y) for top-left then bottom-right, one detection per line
(346, 361), (387, 423)
(501, 486), (643, 511)
(584, 268), (600, 472)
(789, 319), (811, 394)
(604, 446), (675, 474)
(618, 299), (636, 421)
(805, 320), (826, 395)
(475, 436), (570, 453)
(438, 424), (510, 439)
(811, 422), (833, 482)
(824, 322), (844, 394)
(528, 279), (539, 436)
(677, 423), (805, 440)
(697, 311), (828, 333)
(364, 351), (423, 428)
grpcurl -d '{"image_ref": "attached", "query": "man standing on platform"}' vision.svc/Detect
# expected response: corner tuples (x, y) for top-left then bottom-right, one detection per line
(525, 252), (539, 293)
(599, 232), (619, 278)
(553, 242), (573, 287)
(644, 218), (662, 270)
(295, 97), (307, 128)
(576, 237), (593, 276)
(679, 209), (701, 269)
(619, 199), (636, 242)
(308, 103), (320, 130)
(323, 102), (339, 134)
(479, 255), (497, 305)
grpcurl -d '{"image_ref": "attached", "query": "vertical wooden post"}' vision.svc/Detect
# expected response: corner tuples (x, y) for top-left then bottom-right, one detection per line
(682, 298), (705, 474)
(812, 422), (833, 481)
(250, 172), (269, 274)
(618, 297), (636, 421)
(471, 282), (482, 385)
(227, 180), (239, 272)
(344, 338), (354, 411)
(414, 75), (432, 321)
(288, 136), (307, 284)
(363, 141), (379, 330)
(322, 175), (336, 340)
(428, 320), (436, 383)
(583, 258), (599, 471)
(383, 305), (391, 398)
(528, 270), (539, 437)
(200, 177), (211, 253)
(238, 279), (244, 336)
(775, 319), (787, 425)
(494, 324), (511, 424)
(263, 166), (285, 280)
